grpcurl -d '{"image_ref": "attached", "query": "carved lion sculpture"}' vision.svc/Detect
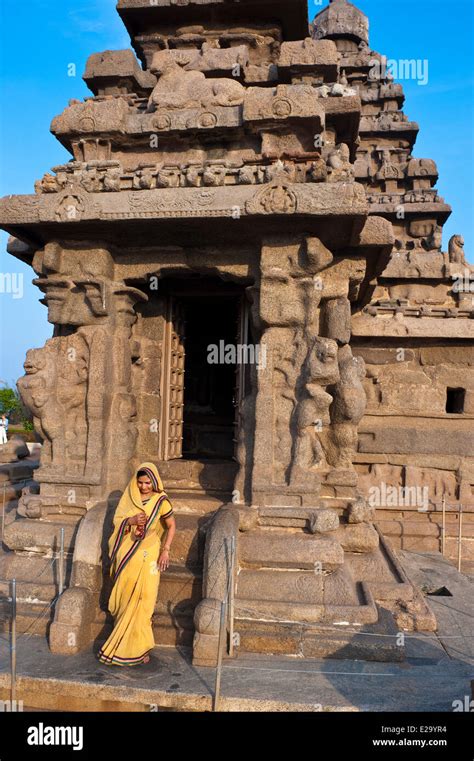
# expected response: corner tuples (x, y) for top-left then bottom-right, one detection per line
(448, 234), (466, 264)
(17, 344), (65, 469)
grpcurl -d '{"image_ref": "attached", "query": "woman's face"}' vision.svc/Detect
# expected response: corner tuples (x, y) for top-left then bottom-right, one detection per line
(137, 475), (154, 496)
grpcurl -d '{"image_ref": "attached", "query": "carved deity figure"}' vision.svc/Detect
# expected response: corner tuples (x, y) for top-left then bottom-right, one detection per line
(329, 345), (367, 470)
(289, 337), (340, 484)
(326, 143), (354, 182)
(376, 149), (403, 180)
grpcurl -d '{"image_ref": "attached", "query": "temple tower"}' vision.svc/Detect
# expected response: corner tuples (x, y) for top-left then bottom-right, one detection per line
(1, 0), (471, 664)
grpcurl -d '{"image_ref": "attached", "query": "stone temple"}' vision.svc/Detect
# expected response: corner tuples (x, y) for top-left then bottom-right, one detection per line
(0, 0), (473, 667)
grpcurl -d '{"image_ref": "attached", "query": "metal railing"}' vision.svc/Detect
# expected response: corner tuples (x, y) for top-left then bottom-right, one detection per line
(437, 497), (468, 573)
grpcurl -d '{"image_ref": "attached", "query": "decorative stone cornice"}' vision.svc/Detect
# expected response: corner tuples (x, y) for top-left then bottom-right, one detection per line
(0, 182), (368, 228)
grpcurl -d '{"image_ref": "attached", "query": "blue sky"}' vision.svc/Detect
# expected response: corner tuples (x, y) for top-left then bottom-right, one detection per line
(0, 0), (473, 384)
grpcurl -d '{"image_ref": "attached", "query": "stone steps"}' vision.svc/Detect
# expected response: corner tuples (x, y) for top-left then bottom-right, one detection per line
(167, 511), (213, 566)
(167, 490), (227, 515)
(0, 537), (53, 636)
(236, 568), (324, 604)
(239, 528), (344, 571)
(158, 459), (237, 494)
(0, 544), (66, 637)
(234, 578), (378, 626)
(0, 561), (202, 644)
(228, 520), (384, 655)
(230, 606), (405, 662)
(2, 516), (80, 555)
(235, 566), (362, 605)
(0, 597), (55, 637)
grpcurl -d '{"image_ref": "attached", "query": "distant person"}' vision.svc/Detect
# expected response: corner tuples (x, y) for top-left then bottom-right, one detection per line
(0, 414), (7, 445)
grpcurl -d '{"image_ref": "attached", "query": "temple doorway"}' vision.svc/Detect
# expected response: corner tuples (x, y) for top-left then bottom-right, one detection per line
(159, 279), (250, 462)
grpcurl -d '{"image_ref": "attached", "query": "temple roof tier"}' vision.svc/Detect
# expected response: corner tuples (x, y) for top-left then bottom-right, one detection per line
(117, 0), (310, 68)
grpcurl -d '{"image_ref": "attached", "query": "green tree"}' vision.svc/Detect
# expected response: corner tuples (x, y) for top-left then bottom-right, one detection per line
(0, 384), (33, 430)
(0, 386), (21, 416)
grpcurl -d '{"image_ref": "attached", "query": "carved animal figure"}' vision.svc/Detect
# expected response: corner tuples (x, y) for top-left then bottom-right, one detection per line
(17, 344), (65, 469)
(148, 51), (245, 112)
(449, 234), (466, 264)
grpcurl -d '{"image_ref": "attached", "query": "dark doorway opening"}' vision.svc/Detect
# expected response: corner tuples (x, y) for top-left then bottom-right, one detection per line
(163, 278), (245, 460)
(446, 387), (465, 414)
(183, 293), (238, 459)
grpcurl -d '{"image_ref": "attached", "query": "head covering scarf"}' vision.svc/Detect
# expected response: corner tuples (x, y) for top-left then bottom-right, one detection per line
(107, 462), (167, 560)
(136, 465), (162, 496)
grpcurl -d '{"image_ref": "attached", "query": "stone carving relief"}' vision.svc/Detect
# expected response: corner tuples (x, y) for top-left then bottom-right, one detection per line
(35, 157), (339, 196)
(255, 235), (369, 496)
(326, 143), (354, 182)
(328, 345), (367, 471)
(289, 337), (340, 485)
(148, 50), (245, 112)
(375, 149), (404, 182)
(278, 37), (337, 68)
(167, 43), (249, 76)
(18, 334), (89, 478)
(16, 244), (147, 517)
(247, 183), (298, 215)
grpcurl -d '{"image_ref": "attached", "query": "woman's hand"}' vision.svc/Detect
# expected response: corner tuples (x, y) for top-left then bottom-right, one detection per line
(128, 513), (147, 527)
(158, 549), (170, 572)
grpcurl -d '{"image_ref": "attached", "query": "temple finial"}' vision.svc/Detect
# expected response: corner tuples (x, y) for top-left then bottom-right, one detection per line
(313, 0), (369, 47)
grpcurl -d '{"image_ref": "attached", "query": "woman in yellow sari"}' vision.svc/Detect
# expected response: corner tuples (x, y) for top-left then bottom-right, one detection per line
(98, 462), (176, 666)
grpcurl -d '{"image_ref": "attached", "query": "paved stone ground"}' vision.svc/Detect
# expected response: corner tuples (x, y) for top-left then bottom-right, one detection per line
(0, 551), (472, 712)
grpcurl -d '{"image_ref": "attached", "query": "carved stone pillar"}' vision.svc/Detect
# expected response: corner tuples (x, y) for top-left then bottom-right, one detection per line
(251, 236), (368, 508)
(13, 241), (147, 522)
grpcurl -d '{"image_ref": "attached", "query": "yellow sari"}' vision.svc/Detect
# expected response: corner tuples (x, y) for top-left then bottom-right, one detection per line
(98, 462), (173, 666)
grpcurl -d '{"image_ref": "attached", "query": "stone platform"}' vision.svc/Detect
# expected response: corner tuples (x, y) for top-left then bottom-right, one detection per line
(0, 551), (471, 712)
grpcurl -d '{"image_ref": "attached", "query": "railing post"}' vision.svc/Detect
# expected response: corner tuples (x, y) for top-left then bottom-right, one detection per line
(441, 495), (446, 557)
(213, 598), (227, 712)
(58, 527), (65, 596)
(457, 504), (463, 573)
(228, 534), (235, 657)
(1, 482), (6, 545)
(10, 579), (16, 705)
